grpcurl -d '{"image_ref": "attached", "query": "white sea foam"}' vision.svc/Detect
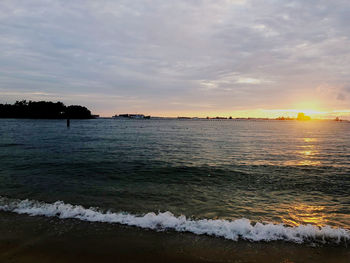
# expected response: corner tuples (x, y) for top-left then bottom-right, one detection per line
(0, 196), (349, 245)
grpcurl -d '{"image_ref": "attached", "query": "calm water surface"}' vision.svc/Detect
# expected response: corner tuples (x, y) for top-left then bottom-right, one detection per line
(0, 119), (349, 229)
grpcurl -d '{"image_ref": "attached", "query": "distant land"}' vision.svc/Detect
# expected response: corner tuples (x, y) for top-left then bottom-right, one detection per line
(0, 100), (347, 122)
(174, 112), (345, 122)
(0, 100), (96, 119)
(109, 115), (347, 122)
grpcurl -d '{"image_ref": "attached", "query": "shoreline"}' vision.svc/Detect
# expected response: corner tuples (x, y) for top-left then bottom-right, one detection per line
(1, 211), (349, 263)
(1, 117), (349, 122)
(1, 196), (349, 245)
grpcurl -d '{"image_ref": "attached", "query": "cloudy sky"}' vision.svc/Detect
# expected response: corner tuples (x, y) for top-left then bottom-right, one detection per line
(1, 0), (350, 118)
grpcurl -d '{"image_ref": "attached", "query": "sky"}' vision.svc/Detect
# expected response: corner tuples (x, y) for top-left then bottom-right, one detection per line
(1, 0), (350, 118)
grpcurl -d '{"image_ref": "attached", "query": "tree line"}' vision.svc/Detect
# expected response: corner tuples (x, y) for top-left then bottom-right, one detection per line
(0, 100), (93, 119)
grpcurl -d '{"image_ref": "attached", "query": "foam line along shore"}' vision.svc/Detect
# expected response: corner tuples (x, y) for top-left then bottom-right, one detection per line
(1, 196), (349, 245)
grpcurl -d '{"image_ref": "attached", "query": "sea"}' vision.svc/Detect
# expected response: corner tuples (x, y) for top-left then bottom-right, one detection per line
(0, 118), (349, 261)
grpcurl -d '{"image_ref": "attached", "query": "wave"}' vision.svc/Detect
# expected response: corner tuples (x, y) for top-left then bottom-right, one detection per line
(0, 196), (349, 245)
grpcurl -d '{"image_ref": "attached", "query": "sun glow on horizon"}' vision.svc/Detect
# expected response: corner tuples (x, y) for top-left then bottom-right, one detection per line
(259, 99), (336, 119)
(292, 100), (326, 116)
(101, 100), (350, 119)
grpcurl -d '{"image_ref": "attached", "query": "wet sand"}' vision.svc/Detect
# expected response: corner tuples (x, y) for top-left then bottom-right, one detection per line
(0, 211), (349, 263)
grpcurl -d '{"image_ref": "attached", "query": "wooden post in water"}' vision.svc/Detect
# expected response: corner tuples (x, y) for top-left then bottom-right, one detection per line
(67, 118), (70, 128)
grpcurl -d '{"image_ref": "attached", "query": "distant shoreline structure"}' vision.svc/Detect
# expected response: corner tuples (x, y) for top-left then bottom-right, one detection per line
(107, 115), (347, 122)
(173, 112), (346, 122)
(113, 114), (151, 119)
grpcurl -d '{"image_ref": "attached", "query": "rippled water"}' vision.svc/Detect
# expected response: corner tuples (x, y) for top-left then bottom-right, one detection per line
(0, 119), (349, 231)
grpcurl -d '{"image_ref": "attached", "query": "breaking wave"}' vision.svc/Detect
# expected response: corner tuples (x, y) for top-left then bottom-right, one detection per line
(0, 196), (349, 245)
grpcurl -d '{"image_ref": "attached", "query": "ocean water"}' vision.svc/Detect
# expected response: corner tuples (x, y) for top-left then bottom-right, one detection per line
(0, 119), (349, 245)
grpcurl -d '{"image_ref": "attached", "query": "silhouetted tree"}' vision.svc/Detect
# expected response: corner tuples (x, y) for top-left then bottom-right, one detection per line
(0, 100), (93, 119)
(65, 105), (91, 119)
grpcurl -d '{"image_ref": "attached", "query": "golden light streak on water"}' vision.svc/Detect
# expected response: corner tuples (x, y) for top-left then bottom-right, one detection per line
(283, 204), (328, 227)
(298, 150), (314, 156)
(303, 138), (317, 143)
(291, 137), (320, 165)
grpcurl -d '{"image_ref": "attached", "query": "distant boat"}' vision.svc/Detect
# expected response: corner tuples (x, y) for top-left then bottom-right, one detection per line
(114, 114), (150, 119)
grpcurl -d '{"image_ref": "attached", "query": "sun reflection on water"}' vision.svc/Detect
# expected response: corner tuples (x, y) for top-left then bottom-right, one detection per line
(303, 138), (317, 143)
(298, 150), (314, 156)
(282, 204), (328, 227)
(285, 137), (321, 166)
(294, 160), (321, 166)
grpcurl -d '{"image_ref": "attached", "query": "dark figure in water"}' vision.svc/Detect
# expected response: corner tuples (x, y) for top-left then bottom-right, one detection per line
(67, 118), (70, 128)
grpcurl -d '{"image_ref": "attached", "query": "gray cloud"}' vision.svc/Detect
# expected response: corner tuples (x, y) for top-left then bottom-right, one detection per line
(0, 0), (350, 116)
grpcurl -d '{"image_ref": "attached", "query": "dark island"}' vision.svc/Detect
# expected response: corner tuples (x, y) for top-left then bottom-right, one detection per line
(0, 100), (94, 119)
